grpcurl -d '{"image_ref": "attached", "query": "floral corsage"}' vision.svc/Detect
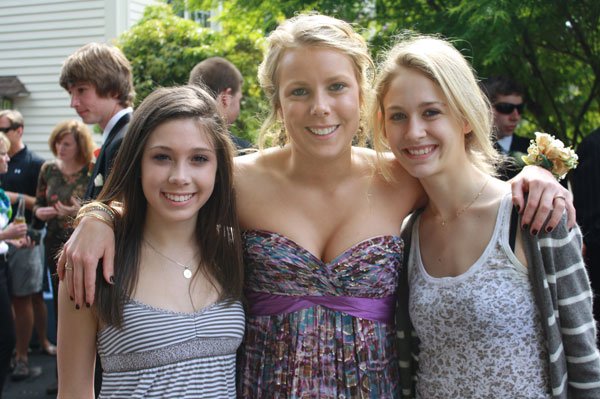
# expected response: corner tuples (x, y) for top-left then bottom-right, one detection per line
(521, 132), (578, 180)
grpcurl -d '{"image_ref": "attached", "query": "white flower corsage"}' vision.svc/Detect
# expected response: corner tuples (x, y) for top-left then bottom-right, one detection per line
(94, 173), (104, 187)
(521, 132), (578, 180)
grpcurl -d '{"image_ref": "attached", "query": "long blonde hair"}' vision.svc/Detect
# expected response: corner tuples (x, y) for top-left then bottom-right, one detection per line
(257, 13), (374, 149)
(372, 33), (500, 179)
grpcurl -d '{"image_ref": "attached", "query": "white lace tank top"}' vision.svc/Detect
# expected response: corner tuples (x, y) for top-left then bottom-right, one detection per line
(408, 193), (551, 398)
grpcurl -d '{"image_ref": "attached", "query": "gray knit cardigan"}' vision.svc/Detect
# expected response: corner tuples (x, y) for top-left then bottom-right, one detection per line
(397, 209), (600, 398)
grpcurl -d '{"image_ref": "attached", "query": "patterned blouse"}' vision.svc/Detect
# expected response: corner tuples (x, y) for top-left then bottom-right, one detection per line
(33, 161), (91, 245)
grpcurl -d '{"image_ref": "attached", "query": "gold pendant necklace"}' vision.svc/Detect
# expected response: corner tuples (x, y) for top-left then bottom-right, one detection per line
(143, 238), (197, 279)
(437, 179), (489, 227)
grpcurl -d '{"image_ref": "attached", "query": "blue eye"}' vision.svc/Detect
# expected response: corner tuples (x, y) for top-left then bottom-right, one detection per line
(291, 88), (308, 96)
(329, 83), (346, 91)
(424, 109), (440, 117)
(389, 112), (406, 121)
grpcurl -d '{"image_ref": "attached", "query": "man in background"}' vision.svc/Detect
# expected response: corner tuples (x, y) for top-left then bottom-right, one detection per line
(189, 57), (253, 151)
(60, 42), (135, 200)
(482, 75), (530, 180)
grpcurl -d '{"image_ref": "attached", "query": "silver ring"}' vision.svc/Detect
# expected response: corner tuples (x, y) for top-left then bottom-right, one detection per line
(65, 262), (73, 271)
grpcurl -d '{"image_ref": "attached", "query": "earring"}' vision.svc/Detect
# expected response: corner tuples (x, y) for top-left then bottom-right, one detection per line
(277, 123), (287, 147)
(352, 116), (368, 147)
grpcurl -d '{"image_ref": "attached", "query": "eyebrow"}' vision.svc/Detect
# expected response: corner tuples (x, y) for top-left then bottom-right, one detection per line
(385, 101), (446, 110)
(284, 73), (354, 86)
(148, 145), (215, 153)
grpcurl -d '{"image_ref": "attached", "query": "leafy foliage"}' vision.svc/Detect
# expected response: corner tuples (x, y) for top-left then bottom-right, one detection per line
(184, 0), (599, 147)
(371, 0), (600, 146)
(124, 1), (600, 147)
(117, 3), (266, 142)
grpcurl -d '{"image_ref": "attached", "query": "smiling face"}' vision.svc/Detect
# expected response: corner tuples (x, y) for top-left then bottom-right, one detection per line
(141, 118), (218, 228)
(55, 133), (79, 163)
(67, 83), (121, 130)
(277, 46), (360, 160)
(383, 67), (471, 180)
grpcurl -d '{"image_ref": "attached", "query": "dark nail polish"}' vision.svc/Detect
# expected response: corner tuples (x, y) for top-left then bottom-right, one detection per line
(532, 229), (538, 236)
(86, 302), (90, 308)
(75, 304), (80, 310)
(546, 226), (553, 233)
(110, 276), (115, 283)
(516, 205), (521, 213)
(69, 296), (73, 301)
(523, 224), (529, 230)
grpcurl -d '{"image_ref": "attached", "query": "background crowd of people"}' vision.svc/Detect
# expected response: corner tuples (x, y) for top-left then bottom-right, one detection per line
(0, 10), (598, 399)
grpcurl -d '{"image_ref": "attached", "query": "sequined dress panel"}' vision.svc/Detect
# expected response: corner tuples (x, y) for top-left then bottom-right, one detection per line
(97, 298), (245, 398)
(239, 230), (402, 399)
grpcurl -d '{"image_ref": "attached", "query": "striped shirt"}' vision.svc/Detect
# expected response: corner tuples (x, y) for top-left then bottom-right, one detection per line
(97, 298), (245, 398)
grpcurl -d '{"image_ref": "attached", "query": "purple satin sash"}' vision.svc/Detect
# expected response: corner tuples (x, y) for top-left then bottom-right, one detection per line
(245, 291), (396, 324)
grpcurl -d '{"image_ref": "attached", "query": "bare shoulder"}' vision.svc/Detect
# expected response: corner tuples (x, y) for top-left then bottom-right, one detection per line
(348, 148), (426, 217)
(371, 151), (426, 210)
(234, 147), (286, 191)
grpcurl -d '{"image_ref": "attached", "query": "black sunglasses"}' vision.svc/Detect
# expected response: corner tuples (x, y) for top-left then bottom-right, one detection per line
(494, 102), (525, 115)
(0, 127), (13, 134)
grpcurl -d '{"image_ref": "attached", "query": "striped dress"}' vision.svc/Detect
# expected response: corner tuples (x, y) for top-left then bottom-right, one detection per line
(97, 298), (245, 398)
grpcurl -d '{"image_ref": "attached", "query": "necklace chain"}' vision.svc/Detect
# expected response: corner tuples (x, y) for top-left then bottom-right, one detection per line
(437, 179), (489, 227)
(143, 238), (197, 279)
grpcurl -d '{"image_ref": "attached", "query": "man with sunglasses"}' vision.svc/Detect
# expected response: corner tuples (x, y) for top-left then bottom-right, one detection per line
(482, 75), (530, 180)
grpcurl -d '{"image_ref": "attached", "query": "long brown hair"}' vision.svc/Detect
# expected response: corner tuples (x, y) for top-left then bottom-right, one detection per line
(94, 86), (243, 326)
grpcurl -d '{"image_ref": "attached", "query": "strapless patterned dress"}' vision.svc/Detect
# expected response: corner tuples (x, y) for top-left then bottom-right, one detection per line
(239, 230), (403, 399)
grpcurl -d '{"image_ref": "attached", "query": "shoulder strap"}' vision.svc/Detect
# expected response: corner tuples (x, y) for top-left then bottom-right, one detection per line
(509, 205), (519, 252)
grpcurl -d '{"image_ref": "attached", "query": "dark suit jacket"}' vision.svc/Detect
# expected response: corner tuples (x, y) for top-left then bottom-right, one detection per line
(495, 134), (531, 181)
(85, 112), (131, 199)
(573, 128), (600, 249)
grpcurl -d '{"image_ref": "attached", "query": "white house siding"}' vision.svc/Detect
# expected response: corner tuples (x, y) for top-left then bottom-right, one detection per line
(0, 0), (156, 160)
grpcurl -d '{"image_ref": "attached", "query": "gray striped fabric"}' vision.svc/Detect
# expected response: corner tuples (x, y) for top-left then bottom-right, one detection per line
(97, 298), (245, 398)
(523, 216), (600, 398)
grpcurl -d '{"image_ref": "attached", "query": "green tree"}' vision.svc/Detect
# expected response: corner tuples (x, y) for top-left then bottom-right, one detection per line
(117, 3), (266, 143)
(372, 0), (600, 147)
(185, 0), (600, 147)
(183, 0), (372, 35)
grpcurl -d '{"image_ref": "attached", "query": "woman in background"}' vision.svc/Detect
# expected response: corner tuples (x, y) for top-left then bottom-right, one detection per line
(34, 119), (95, 320)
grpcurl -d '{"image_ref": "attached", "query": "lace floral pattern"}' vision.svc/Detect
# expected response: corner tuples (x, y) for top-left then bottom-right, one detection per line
(408, 195), (551, 398)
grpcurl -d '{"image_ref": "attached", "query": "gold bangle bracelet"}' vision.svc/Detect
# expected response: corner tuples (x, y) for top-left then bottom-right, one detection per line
(78, 202), (116, 221)
(73, 212), (114, 230)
